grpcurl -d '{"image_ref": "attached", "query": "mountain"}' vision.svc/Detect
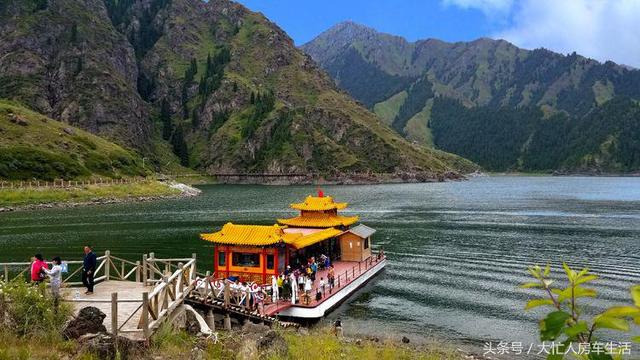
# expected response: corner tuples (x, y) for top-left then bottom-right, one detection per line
(302, 21), (640, 173)
(0, 99), (147, 180)
(0, 1), (477, 182)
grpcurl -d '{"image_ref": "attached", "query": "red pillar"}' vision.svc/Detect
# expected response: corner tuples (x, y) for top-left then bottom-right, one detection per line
(261, 248), (267, 284)
(213, 245), (218, 277)
(225, 245), (230, 278)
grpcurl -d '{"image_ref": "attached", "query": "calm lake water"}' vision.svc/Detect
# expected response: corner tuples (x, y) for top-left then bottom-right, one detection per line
(2, 176), (640, 355)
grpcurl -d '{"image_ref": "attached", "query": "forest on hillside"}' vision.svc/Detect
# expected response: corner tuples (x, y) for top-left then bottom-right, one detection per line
(430, 96), (640, 173)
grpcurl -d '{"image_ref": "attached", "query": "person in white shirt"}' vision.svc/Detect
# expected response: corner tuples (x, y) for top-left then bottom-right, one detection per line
(318, 277), (325, 297)
(44, 256), (63, 306)
(304, 276), (312, 294)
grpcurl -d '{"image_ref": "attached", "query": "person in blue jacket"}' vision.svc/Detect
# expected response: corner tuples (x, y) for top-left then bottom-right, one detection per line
(82, 245), (97, 295)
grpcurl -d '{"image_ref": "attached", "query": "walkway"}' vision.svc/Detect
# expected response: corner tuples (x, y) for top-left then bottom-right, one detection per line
(64, 281), (153, 340)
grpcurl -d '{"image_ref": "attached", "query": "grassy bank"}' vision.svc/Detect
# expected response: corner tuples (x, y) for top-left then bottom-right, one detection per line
(0, 180), (181, 207)
(0, 280), (465, 360)
(0, 325), (465, 360)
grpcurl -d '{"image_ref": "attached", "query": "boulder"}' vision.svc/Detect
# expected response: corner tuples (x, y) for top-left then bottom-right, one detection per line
(63, 127), (75, 135)
(168, 304), (212, 336)
(242, 321), (270, 334)
(62, 306), (107, 339)
(78, 333), (140, 360)
(256, 330), (287, 357)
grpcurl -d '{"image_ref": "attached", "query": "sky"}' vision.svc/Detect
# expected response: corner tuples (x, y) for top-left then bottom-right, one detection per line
(235, 0), (640, 67)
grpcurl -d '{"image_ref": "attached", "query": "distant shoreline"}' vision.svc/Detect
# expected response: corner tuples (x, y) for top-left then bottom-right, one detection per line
(487, 171), (640, 177)
(0, 181), (200, 213)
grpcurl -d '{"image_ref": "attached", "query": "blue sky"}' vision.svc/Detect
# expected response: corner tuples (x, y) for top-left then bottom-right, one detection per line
(234, 0), (640, 67)
(236, 0), (499, 45)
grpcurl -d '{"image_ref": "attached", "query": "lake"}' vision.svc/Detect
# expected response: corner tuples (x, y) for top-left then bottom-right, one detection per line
(2, 176), (640, 356)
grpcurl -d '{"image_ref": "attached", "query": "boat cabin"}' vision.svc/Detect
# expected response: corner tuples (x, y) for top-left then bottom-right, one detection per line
(338, 224), (376, 262)
(200, 193), (376, 284)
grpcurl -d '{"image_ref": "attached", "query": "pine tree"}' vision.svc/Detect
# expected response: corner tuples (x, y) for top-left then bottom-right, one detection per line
(171, 125), (189, 166)
(74, 56), (83, 76)
(160, 99), (172, 141)
(70, 23), (78, 44)
(191, 109), (199, 128)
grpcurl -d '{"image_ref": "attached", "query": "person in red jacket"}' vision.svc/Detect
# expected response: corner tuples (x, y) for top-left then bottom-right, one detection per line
(30, 254), (49, 283)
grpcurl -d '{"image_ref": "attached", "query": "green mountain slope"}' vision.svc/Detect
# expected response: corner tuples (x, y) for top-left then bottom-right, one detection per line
(0, 100), (147, 180)
(0, 0), (477, 180)
(430, 97), (640, 172)
(302, 22), (640, 173)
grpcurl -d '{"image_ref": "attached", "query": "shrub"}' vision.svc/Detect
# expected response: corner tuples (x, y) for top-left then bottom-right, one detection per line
(0, 280), (71, 336)
(522, 263), (640, 359)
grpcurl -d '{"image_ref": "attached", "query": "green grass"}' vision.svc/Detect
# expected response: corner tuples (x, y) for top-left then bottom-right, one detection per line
(0, 99), (148, 181)
(0, 318), (465, 360)
(404, 99), (434, 147)
(282, 328), (462, 360)
(0, 180), (180, 207)
(373, 90), (407, 125)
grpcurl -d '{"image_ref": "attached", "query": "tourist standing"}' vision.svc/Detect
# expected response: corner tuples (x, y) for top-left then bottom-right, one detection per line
(310, 260), (318, 281)
(82, 245), (96, 295)
(298, 272), (305, 292)
(282, 275), (291, 300)
(319, 277), (326, 297)
(289, 273), (297, 305)
(271, 275), (279, 302)
(44, 256), (63, 307)
(304, 276), (312, 296)
(30, 254), (48, 284)
(328, 265), (335, 290)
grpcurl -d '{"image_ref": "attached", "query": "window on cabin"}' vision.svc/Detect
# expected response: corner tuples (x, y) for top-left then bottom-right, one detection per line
(364, 237), (370, 249)
(232, 252), (260, 267)
(266, 254), (274, 270)
(218, 251), (226, 266)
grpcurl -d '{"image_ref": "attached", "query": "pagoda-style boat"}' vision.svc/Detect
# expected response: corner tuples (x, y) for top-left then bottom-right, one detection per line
(200, 192), (386, 319)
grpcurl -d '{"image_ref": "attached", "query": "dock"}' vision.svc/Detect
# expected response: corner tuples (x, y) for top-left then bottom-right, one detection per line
(2, 251), (199, 340)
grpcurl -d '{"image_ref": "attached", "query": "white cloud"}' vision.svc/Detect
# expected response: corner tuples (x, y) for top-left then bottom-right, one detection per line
(442, 0), (514, 15)
(443, 0), (640, 67)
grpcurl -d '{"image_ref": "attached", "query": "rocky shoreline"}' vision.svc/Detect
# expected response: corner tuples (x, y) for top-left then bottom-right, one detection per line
(214, 171), (469, 185)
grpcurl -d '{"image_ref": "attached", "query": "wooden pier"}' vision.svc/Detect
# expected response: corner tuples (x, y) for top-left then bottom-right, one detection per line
(1, 251), (198, 340)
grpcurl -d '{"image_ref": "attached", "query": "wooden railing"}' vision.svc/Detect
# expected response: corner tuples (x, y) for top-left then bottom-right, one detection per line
(0, 177), (146, 190)
(331, 254), (385, 295)
(137, 256), (197, 337)
(0, 252), (197, 339)
(193, 253), (386, 311)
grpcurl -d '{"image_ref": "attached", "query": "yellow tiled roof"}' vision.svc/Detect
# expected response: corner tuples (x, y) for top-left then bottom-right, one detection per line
(289, 228), (343, 249)
(290, 196), (348, 211)
(277, 213), (359, 228)
(200, 223), (302, 246)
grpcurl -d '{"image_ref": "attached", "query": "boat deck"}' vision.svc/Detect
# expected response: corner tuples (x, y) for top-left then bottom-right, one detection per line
(264, 256), (385, 317)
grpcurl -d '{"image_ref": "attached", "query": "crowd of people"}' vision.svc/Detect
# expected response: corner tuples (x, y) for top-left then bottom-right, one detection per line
(28, 245), (97, 303)
(271, 254), (336, 305)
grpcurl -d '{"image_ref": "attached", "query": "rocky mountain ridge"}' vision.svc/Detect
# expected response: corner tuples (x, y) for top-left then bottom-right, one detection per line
(0, 1), (477, 181)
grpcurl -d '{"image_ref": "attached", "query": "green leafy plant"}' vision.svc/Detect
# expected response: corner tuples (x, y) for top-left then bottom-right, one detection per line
(0, 280), (71, 336)
(523, 263), (640, 359)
